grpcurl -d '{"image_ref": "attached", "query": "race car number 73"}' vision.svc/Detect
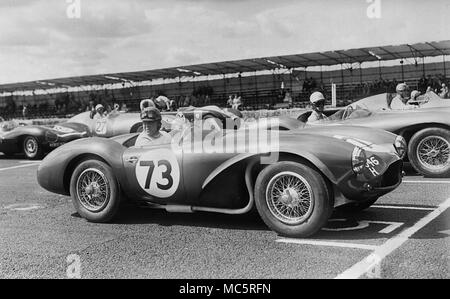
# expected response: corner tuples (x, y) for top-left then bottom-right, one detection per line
(139, 160), (173, 190)
(135, 149), (180, 198)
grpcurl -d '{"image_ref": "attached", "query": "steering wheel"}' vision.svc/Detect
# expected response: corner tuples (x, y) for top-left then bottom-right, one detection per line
(342, 105), (354, 120)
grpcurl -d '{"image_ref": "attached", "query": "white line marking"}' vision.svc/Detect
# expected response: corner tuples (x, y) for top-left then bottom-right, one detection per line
(371, 205), (436, 211)
(0, 163), (40, 172)
(364, 221), (404, 234)
(403, 180), (450, 184)
(322, 219), (369, 232)
(335, 197), (450, 279)
(276, 239), (377, 251)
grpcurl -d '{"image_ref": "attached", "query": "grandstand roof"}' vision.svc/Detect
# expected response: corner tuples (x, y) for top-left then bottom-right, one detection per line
(1, 40), (450, 93)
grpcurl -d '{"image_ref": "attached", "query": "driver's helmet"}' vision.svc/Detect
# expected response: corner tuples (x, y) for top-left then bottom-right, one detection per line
(396, 83), (408, 93)
(140, 107), (161, 122)
(310, 92), (325, 104)
(410, 90), (421, 101)
(95, 104), (104, 111)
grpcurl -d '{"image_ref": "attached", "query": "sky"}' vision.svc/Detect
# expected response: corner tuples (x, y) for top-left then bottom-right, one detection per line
(0, 0), (449, 84)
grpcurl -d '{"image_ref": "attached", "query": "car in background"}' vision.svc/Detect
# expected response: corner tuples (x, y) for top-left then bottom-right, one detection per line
(297, 92), (450, 178)
(0, 117), (88, 159)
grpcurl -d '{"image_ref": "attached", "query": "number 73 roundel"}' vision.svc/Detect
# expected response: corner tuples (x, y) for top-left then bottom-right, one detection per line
(135, 149), (181, 198)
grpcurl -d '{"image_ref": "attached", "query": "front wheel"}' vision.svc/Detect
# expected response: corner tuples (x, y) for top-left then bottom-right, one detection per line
(70, 160), (121, 222)
(254, 162), (333, 238)
(408, 128), (450, 178)
(23, 136), (43, 159)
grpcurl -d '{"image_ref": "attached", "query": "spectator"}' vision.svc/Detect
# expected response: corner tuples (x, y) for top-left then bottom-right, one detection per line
(22, 105), (28, 118)
(120, 103), (128, 112)
(232, 94), (243, 110)
(227, 95), (233, 107)
(283, 89), (293, 106)
(439, 83), (449, 99)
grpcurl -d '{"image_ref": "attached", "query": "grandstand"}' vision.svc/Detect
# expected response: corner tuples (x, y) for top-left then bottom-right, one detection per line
(1, 41), (449, 119)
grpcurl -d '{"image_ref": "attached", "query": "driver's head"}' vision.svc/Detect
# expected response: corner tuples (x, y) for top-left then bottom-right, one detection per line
(140, 107), (162, 137)
(310, 91), (326, 112)
(410, 90), (421, 101)
(396, 83), (409, 100)
(95, 104), (105, 114)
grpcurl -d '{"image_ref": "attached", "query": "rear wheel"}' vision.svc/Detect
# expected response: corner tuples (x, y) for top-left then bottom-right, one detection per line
(254, 161), (333, 238)
(23, 136), (43, 159)
(408, 128), (450, 178)
(70, 160), (121, 222)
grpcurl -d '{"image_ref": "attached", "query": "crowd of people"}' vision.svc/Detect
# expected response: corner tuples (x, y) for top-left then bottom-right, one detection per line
(1, 73), (449, 120)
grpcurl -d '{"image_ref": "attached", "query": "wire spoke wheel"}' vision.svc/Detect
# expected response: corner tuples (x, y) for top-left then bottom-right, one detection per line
(417, 136), (450, 171)
(24, 137), (38, 156)
(76, 168), (110, 212)
(265, 171), (314, 225)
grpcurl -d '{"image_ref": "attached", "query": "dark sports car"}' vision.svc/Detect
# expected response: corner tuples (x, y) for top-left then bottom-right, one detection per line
(0, 118), (88, 159)
(37, 123), (404, 237)
(297, 92), (450, 178)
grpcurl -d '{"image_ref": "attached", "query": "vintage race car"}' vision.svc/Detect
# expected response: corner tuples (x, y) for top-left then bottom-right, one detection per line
(37, 123), (404, 237)
(0, 118), (88, 159)
(297, 92), (450, 178)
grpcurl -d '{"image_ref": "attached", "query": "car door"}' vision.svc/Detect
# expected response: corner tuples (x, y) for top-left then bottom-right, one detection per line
(122, 142), (186, 204)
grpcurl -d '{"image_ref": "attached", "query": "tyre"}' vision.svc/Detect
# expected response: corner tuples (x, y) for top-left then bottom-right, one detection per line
(69, 160), (121, 222)
(408, 128), (450, 178)
(23, 136), (43, 159)
(254, 161), (333, 238)
(336, 197), (378, 213)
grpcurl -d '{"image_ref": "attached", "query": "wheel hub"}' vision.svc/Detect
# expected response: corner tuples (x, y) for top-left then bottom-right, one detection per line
(280, 188), (300, 206)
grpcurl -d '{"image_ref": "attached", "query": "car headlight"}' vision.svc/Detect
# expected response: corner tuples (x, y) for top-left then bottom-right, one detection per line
(394, 135), (407, 159)
(352, 146), (366, 174)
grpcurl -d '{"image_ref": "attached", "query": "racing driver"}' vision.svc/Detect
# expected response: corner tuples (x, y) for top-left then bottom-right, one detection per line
(135, 107), (172, 147)
(307, 91), (329, 123)
(390, 83), (416, 110)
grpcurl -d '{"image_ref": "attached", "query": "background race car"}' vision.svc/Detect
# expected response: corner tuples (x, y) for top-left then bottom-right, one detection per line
(297, 92), (450, 178)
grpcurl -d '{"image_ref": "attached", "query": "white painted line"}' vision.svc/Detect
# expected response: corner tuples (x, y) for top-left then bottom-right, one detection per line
(403, 180), (450, 184)
(276, 238), (377, 251)
(0, 163), (40, 172)
(335, 197), (450, 279)
(322, 219), (369, 232)
(371, 205), (436, 211)
(365, 221), (404, 234)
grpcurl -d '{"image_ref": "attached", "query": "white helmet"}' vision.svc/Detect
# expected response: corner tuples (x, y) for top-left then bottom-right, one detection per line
(310, 91), (325, 104)
(410, 90), (420, 101)
(396, 83), (408, 92)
